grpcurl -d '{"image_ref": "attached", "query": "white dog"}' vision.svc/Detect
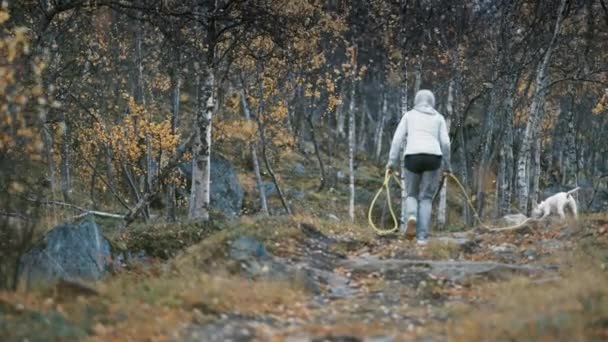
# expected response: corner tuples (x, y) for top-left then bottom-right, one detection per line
(532, 187), (579, 220)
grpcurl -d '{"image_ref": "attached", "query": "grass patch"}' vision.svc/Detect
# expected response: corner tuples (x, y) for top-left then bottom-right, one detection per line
(445, 246), (608, 341)
(423, 239), (459, 260)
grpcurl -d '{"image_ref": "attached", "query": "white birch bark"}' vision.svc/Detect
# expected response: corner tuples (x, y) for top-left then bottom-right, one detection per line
(516, 0), (566, 213)
(336, 87), (347, 138)
(189, 66), (214, 220)
(348, 49), (357, 221)
(240, 89), (269, 216)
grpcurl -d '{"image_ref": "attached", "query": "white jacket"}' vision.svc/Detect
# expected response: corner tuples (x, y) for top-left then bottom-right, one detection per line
(388, 90), (451, 169)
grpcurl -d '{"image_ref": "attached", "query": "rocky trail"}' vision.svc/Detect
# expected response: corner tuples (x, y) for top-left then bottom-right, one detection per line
(174, 218), (597, 341)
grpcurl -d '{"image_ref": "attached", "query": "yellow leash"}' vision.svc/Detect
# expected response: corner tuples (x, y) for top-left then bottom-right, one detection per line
(367, 171), (540, 234)
(367, 169), (403, 235)
(444, 173), (540, 232)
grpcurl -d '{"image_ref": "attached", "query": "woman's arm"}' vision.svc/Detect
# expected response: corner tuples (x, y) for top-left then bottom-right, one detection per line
(438, 116), (451, 171)
(387, 114), (408, 170)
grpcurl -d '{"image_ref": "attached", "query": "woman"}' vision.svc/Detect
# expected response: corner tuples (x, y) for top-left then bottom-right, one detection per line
(387, 89), (451, 246)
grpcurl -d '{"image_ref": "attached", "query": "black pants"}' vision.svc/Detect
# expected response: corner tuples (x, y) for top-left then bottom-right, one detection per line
(404, 154), (442, 174)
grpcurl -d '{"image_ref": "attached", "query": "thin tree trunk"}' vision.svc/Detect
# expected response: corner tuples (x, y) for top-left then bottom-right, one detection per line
(516, 0), (566, 214)
(496, 76), (516, 217)
(564, 85), (577, 186)
(530, 121), (542, 207)
(399, 62), (408, 231)
(240, 89), (269, 216)
(189, 0), (216, 221)
(307, 115), (327, 191)
(348, 47), (357, 221)
(42, 122), (56, 210)
(475, 82), (499, 218)
(374, 92), (387, 162)
(167, 54), (181, 222)
(437, 80), (454, 229)
(358, 96), (367, 152)
(60, 114), (71, 203)
(399, 0), (409, 231)
(189, 67), (214, 221)
(414, 60), (422, 95)
(336, 87), (347, 139)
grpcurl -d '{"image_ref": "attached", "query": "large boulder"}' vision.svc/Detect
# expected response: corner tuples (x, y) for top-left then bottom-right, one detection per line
(19, 217), (112, 289)
(179, 153), (244, 217)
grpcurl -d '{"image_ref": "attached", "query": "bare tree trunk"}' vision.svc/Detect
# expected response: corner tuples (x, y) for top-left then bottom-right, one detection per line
(399, 62), (408, 231)
(414, 60), (422, 95)
(240, 89), (269, 216)
(189, 0), (216, 221)
(564, 85), (577, 186)
(437, 80), (454, 229)
(530, 122), (542, 207)
(374, 92), (388, 162)
(348, 48), (357, 221)
(496, 76), (516, 217)
(336, 87), (347, 139)
(398, 0), (409, 231)
(358, 96), (367, 152)
(60, 114), (72, 203)
(451, 48), (471, 225)
(475, 82), (499, 218)
(307, 116), (327, 191)
(189, 67), (214, 221)
(516, 0), (566, 214)
(166, 54), (181, 222)
(42, 122), (57, 207)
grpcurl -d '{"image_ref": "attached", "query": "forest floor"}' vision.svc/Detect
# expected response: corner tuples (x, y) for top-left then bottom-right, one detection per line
(2, 155), (608, 341)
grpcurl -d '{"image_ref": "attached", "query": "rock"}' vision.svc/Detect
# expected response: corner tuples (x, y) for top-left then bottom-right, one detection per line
(293, 162), (307, 175)
(523, 249), (538, 260)
(490, 243), (518, 254)
(19, 217), (112, 289)
(228, 235), (320, 293)
(290, 190), (306, 200)
(341, 257), (550, 283)
(179, 153), (244, 217)
(355, 189), (374, 205)
(261, 181), (277, 197)
(539, 239), (564, 251)
(229, 236), (269, 262)
(490, 243), (519, 263)
(501, 214), (528, 226)
(435, 236), (477, 253)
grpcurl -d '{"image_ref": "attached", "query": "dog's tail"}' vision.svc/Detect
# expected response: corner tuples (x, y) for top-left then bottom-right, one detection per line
(567, 187), (581, 197)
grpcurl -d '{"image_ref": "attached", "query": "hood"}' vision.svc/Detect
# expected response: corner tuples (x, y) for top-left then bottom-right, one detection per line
(413, 89), (438, 115)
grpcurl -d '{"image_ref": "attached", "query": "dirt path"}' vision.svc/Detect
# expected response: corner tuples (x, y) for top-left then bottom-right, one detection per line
(175, 218), (592, 341)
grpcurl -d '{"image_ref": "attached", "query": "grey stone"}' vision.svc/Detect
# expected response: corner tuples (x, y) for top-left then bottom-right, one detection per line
(435, 236), (477, 252)
(490, 243), (518, 254)
(19, 217), (112, 288)
(179, 153), (244, 217)
(293, 162), (307, 175)
(501, 214), (528, 226)
(228, 235), (320, 293)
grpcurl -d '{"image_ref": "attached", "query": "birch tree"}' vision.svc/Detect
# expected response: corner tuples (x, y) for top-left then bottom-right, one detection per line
(437, 80), (453, 228)
(348, 46), (357, 222)
(516, 0), (567, 214)
(189, 0), (217, 221)
(240, 89), (269, 216)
